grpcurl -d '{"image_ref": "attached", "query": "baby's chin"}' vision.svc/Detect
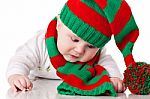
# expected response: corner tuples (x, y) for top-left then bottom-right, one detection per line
(63, 55), (89, 63)
(63, 55), (80, 62)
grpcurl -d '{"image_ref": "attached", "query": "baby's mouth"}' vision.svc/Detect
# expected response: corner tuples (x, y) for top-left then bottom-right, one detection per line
(70, 55), (79, 59)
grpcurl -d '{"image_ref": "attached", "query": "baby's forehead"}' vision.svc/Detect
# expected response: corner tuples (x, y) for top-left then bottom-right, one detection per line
(64, 26), (81, 39)
(59, 18), (94, 45)
(61, 21), (79, 37)
(67, 30), (79, 39)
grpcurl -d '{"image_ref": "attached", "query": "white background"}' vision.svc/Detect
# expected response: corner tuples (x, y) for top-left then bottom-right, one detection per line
(0, 0), (150, 98)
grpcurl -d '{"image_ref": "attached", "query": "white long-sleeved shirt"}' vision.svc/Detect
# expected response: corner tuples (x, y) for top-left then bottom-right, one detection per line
(6, 30), (122, 80)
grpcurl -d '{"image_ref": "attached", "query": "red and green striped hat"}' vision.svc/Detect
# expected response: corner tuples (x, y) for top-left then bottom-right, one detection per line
(59, 0), (150, 95)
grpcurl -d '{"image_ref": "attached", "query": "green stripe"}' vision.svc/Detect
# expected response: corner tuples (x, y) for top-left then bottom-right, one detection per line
(104, 0), (122, 23)
(60, 4), (110, 48)
(87, 70), (108, 85)
(58, 62), (108, 85)
(58, 63), (92, 81)
(45, 37), (59, 57)
(81, 0), (106, 18)
(114, 15), (138, 43)
(58, 82), (117, 96)
(121, 42), (134, 58)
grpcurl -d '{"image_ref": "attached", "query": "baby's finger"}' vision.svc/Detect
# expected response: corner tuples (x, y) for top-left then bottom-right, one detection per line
(117, 82), (123, 93)
(123, 83), (126, 92)
(111, 82), (117, 91)
(28, 83), (33, 91)
(11, 84), (17, 92)
(24, 77), (32, 90)
(13, 80), (25, 91)
(19, 78), (27, 88)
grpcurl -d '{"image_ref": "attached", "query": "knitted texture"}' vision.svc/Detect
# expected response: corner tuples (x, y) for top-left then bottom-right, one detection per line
(45, 18), (116, 96)
(45, 0), (150, 95)
(60, 0), (112, 48)
(124, 62), (150, 94)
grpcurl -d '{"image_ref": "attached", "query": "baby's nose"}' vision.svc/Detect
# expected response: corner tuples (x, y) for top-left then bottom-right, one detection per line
(74, 45), (85, 55)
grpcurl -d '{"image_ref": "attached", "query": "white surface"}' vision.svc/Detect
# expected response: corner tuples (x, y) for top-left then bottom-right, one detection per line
(6, 79), (150, 99)
(0, 0), (150, 99)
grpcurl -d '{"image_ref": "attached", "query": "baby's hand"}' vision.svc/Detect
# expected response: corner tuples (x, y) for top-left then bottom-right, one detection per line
(8, 74), (33, 92)
(110, 77), (126, 93)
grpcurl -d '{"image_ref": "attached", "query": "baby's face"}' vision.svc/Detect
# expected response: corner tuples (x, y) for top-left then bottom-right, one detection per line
(56, 18), (99, 62)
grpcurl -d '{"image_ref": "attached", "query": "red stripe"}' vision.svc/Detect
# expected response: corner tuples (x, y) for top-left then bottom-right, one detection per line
(124, 54), (135, 66)
(94, 0), (107, 9)
(87, 53), (100, 66)
(67, 0), (111, 37)
(116, 29), (139, 51)
(75, 61), (84, 65)
(95, 65), (106, 76)
(87, 68), (95, 77)
(111, 1), (132, 36)
(87, 65), (105, 77)
(57, 71), (66, 79)
(45, 20), (57, 39)
(51, 54), (66, 69)
(58, 72), (111, 90)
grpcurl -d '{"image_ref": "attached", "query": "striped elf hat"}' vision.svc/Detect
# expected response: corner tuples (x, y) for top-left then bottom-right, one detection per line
(59, 0), (150, 95)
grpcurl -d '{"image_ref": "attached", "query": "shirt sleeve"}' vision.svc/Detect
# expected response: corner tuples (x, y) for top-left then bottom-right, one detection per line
(6, 30), (46, 80)
(98, 48), (123, 79)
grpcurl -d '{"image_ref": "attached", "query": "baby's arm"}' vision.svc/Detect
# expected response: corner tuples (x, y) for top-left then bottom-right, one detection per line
(6, 30), (45, 92)
(98, 48), (125, 92)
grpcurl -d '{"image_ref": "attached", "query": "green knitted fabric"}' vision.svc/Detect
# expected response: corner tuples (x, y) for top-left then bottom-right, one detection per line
(45, 0), (150, 95)
(45, 18), (116, 96)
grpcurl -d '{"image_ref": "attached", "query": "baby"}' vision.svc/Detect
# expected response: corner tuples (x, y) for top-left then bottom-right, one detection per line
(6, 0), (139, 96)
(7, 16), (124, 92)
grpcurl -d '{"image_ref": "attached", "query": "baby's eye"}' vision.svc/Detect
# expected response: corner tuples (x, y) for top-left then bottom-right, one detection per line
(88, 45), (95, 48)
(71, 37), (79, 42)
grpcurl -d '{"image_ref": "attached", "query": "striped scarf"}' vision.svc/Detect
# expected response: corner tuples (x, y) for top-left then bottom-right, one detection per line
(45, 18), (116, 96)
